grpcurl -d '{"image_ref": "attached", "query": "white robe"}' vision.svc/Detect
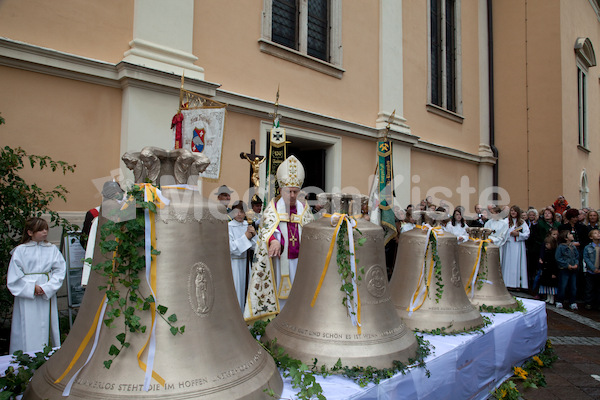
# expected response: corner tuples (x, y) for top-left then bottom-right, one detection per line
(443, 222), (469, 243)
(228, 219), (256, 311)
(501, 219), (530, 288)
(7, 241), (66, 353)
(484, 218), (509, 248)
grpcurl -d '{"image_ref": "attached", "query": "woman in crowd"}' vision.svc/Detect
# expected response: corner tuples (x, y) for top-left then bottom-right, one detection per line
(538, 207), (560, 238)
(586, 209), (600, 232)
(555, 230), (580, 310)
(501, 205), (530, 290)
(443, 207), (469, 243)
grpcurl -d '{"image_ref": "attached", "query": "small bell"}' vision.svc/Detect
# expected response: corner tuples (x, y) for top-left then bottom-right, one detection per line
(390, 211), (484, 332)
(458, 228), (519, 309)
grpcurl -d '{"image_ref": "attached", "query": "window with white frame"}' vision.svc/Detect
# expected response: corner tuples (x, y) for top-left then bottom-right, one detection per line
(577, 64), (588, 148)
(575, 37), (596, 149)
(428, 0), (462, 117)
(259, 0), (344, 78)
(580, 170), (589, 208)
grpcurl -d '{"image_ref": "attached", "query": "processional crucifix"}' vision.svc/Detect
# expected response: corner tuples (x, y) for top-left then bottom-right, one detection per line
(240, 140), (265, 200)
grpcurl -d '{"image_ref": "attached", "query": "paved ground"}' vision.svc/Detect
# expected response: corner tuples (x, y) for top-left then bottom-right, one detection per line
(510, 291), (600, 400)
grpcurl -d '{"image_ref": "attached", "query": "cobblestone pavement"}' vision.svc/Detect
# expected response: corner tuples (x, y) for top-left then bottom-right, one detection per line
(510, 292), (600, 400)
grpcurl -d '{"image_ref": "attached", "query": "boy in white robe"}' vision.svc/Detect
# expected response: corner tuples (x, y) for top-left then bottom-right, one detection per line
(228, 201), (257, 311)
(7, 217), (66, 353)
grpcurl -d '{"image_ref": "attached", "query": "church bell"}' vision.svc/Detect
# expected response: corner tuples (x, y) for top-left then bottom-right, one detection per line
(263, 193), (418, 369)
(390, 211), (484, 332)
(458, 227), (518, 309)
(25, 147), (282, 399)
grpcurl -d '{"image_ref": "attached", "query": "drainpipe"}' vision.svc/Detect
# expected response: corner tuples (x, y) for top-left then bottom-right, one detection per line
(487, 0), (499, 199)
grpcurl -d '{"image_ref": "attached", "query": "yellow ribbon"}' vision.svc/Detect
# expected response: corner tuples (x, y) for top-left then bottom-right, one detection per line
(54, 294), (107, 384)
(311, 213), (362, 334)
(464, 238), (492, 297)
(137, 183), (167, 388)
(406, 225), (444, 314)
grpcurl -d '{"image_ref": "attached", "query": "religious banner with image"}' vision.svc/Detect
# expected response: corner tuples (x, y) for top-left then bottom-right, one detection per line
(265, 117), (287, 202)
(180, 107), (226, 180)
(376, 138), (397, 244)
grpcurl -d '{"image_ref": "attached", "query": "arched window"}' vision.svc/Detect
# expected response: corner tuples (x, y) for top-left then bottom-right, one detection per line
(580, 170), (589, 208)
(575, 38), (596, 149)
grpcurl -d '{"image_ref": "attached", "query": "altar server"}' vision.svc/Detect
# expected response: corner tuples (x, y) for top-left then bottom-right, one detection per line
(443, 207), (469, 243)
(7, 217), (66, 353)
(501, 205), (530, 289)
(228, 201), (257, 311)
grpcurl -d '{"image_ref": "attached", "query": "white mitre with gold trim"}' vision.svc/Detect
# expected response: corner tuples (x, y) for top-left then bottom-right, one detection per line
(276, 155), (305, 188)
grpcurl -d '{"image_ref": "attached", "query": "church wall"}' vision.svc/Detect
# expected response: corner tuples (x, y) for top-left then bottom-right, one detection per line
(402, 0), (482, 156)
(192, 1), (380, 128)
(0, 0), (133, 64)
(493, 0), (600, 210)
(0, 66), (123, 212)
(559, 0), (600, 209)
(339, 136), (376, 196)
(518, 0), (563, 210)
(410, 151), (480, 216)
(492, 1), (534, 209)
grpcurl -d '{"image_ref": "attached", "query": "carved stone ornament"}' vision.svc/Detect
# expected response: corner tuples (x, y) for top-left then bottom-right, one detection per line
(122, 146), (210, 185)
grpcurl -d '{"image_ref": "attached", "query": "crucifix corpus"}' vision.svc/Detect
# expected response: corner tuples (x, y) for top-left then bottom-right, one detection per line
(240, 139), (265, 189)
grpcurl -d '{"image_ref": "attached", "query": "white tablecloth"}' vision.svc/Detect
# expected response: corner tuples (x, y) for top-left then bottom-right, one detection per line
(280, 298), (547, 400)
(1, 298), (546, 400)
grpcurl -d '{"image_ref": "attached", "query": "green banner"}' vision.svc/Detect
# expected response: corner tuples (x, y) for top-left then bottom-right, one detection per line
(377, 139), (397, 244)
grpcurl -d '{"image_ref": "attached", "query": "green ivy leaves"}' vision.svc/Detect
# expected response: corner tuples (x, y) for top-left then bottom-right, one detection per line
(92, 185), (185, 369)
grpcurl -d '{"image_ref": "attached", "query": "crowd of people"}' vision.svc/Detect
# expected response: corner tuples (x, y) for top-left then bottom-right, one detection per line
(8, 170), (600, 355)
(384, 196), (600, 311)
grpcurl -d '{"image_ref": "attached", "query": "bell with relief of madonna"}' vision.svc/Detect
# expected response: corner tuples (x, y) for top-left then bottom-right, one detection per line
(263, 193), (418, 369)
(390, 211), (484, 332)
(25, 147), (282, 400)
(458, 227), (518, 309)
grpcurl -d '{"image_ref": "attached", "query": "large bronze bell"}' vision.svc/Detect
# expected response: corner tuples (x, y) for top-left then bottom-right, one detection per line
(390, 211), (483, 332)
(25, 148), (282, 399)
(263, 193), (418, 369)
(458, 228), (518, 309)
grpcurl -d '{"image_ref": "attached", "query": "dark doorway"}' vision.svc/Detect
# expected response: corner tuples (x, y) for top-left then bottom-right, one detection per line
(287, 146), (326, 192)
(265, 130), (328, 193)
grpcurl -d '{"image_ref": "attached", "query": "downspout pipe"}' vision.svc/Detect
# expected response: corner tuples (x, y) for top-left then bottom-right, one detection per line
(487, 0), (499, 197)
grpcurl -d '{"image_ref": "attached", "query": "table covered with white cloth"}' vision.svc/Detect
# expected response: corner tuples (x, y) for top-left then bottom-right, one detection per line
(280, 298), (547, 400)
(1, 298), (546, 400)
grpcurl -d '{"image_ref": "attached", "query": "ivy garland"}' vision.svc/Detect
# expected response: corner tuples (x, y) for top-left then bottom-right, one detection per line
(251, 321), (432, 400)
(480, 298), (526, 314)
(92, 185), (185, 369)
(415, 315), (493, 336)
(476, 242), (489, 290)
(0, 346), (55, 399)
(335, 222), (366, 310)
(427, 234), (444, 303)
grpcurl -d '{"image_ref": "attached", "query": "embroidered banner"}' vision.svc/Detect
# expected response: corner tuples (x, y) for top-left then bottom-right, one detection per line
(266, 118), (287, 202)
(377, 139), (397, 244)
(180, 107), (226, 180)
